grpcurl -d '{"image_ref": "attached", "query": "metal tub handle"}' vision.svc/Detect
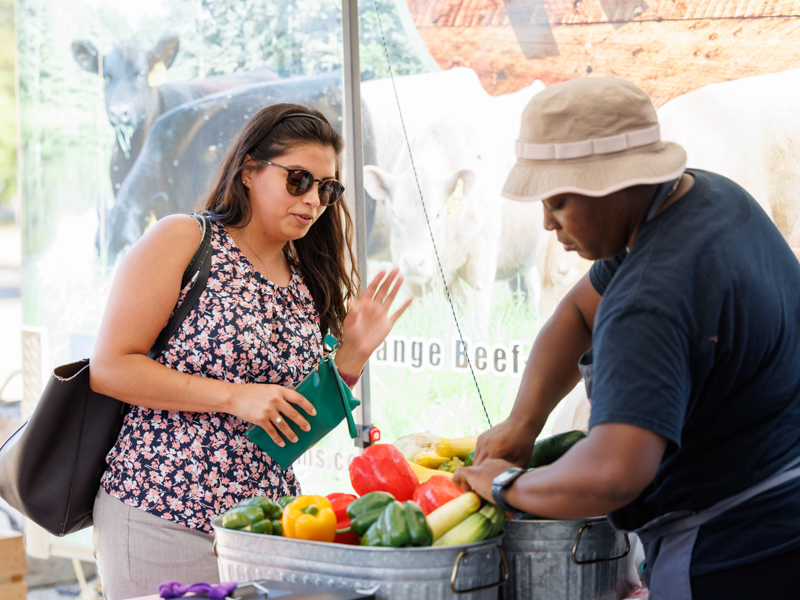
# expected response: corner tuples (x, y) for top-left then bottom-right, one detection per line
(450, 544), (509, 594)
(571, 522), (630, 565)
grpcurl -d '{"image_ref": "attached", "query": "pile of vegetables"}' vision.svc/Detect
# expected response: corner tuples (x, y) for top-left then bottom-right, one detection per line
(394, 433), (480, 483)
(217, 442), (505, 548)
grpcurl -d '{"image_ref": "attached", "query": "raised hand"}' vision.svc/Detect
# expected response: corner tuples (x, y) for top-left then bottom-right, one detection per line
(335, 268), (413, 376)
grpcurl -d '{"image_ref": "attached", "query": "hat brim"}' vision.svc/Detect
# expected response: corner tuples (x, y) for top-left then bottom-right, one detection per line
(501, 141), (688, 203)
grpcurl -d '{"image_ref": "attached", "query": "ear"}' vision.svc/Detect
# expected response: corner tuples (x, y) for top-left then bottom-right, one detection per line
(455, 169), (476, 197)
(72, 40), (99, 74)
(363, 166), (394, 204)
(147, 34), (180, 72)
(444, 169), (476, 216)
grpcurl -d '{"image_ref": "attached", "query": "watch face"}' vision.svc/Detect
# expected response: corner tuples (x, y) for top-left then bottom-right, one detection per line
(493, 468), (523, 487)
(492, 468), (524, 513)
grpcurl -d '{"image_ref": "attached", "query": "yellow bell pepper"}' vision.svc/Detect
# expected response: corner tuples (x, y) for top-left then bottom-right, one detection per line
(281, 495), (337, 543)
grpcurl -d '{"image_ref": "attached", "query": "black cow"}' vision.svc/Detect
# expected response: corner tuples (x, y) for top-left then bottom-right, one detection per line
(106, 71), (378, 264)
(71, 34), (277, 196)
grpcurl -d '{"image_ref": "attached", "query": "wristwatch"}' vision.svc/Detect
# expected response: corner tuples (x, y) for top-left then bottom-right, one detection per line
(491, 467), (525, 513)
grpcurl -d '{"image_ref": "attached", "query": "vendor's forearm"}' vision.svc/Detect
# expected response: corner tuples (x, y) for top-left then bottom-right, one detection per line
(510, 320), (589, 431)
(504, 462), (635, 519)
(90, 353), (234, 414)
(503, 423), (667, 519)
(509, 277), (597, 432)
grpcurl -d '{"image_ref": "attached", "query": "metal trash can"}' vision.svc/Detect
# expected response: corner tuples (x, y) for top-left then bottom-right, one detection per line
(500, 516), (629, 600)
(212, 516), (508, 600)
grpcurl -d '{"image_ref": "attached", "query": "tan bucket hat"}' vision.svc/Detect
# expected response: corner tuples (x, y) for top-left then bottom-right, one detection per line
(502, 77), (687, 203)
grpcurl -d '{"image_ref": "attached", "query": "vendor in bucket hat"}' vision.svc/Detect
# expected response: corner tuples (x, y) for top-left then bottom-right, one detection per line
(454, 77), (800, 599)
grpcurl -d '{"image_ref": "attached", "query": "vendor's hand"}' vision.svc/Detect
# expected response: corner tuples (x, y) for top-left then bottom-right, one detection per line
(473, 418), (537, 468)
(234, 384), (317, 447)
(336, 268), (413, 376)
(453, 458), (518, 503)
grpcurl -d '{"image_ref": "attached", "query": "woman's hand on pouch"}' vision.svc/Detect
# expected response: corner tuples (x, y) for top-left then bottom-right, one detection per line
(453, 458), (518, 503)
(233, 384), (317, 447)
(473, 418), (537, 468)
(336, 268), (413, 377)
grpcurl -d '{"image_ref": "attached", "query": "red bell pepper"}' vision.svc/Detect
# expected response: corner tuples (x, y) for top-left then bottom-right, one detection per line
(326, 492), (360, 545)
(412, 474), (464, 515)
(349, 443), (419, 502)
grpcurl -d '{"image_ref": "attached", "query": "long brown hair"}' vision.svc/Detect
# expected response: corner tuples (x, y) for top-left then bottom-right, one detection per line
(201, 103), (360, 341)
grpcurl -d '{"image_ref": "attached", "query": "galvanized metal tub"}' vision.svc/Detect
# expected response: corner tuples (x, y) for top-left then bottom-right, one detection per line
(212, 516), (508, 600)
(500, 516), (630, 600)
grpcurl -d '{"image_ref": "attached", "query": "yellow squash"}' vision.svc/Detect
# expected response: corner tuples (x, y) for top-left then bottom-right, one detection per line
(413, 450), (450, 469)
(433, 436), (478, 458)
(408, 461), (453, 482)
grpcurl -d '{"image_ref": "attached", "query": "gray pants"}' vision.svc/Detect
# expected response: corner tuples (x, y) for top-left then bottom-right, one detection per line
(92, 489), (220, 600)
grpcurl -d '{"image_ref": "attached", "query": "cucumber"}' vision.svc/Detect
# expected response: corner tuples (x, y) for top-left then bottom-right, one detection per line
(528, 430), (587, 469)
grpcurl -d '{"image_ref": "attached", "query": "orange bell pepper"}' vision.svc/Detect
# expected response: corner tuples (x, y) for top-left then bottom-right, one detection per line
(281, 495), (337, 543)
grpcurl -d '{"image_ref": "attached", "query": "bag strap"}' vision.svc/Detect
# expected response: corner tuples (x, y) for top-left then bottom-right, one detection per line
(324, 346), (359, 439)
(148, 215), (213, 360)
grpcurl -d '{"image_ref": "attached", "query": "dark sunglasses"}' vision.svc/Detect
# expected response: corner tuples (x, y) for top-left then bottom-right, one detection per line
(259, 160), (345, 206)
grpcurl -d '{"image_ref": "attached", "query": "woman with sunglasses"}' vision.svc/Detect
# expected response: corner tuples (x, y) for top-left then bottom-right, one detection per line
(88, 103), (411, 598)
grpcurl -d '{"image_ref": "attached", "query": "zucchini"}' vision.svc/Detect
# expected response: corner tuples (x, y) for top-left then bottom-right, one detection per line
(478, 503), (505, 538)
(432, 512), (490, 546)
(528, 430), (587, 469)
(434, 436), (478, 459)
(433, 502), (506, 546)
(426, 491), (481, 541)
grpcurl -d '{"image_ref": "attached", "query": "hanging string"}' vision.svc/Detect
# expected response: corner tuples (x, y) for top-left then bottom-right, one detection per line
(371, 0), (492, 429)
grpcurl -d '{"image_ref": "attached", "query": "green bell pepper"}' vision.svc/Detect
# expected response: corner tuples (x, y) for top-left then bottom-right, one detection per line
(236, 496), (283, 519)
(278, 495), (296, 509)
(360, 500), (433, 547)
(243, 518), (274, 535)
(345, 491), (395, 536)
(220, 505), (265, 530)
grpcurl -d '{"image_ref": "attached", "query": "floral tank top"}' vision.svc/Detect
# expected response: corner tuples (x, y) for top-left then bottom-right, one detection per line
(101, 219), (322, 534)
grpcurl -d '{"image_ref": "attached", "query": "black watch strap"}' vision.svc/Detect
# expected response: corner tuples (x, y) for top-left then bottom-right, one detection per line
(491, 468), (525, 513)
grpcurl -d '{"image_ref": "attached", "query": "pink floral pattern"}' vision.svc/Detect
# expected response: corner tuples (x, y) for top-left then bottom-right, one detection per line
(101, 220), (322, 534)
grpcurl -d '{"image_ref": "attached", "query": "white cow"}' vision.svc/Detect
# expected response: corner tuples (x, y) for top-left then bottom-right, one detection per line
(362, 73), (546, 331)
(361, 68), (494, 262)
(364, 125), (543, 332)
(659, 68), (800, 240)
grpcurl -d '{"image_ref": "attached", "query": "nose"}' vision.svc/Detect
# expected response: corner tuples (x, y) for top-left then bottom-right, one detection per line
(542, 205), (559, 231)
(301, 183), (322, 207)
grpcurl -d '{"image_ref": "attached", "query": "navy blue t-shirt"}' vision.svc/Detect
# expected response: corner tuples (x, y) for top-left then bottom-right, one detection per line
(588, 169), (800, 576)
